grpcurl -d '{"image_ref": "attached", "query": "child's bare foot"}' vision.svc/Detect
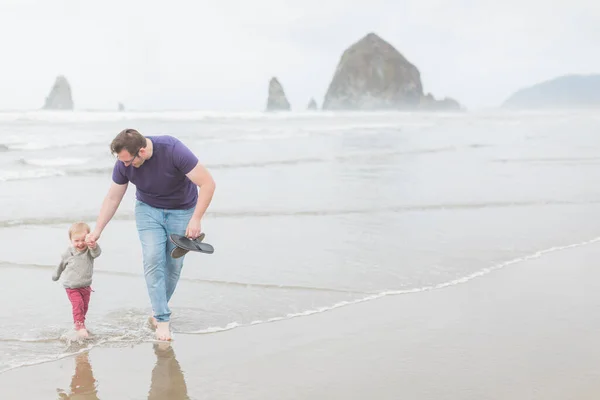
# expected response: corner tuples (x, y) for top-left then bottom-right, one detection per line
(74, 322), (89, 338)
(155, 322), (171, 341)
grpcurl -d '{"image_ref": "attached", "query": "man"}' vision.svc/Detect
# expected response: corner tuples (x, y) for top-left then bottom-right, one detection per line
(85, 128), (216, 341)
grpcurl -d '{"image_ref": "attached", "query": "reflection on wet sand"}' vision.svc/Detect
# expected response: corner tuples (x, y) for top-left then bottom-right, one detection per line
(54, 342), (189, 400)
(148, 342), (190, 400)
(56, 352), (99, 400)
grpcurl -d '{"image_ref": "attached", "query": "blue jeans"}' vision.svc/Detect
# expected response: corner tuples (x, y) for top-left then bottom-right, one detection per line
(135, 200), (195, 322)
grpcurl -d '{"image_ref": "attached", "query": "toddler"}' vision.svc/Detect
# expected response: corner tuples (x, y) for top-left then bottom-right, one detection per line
(52, 222), (101, 338)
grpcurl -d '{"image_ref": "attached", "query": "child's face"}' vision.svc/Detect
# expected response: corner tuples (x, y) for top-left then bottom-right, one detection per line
(70, 231), (88, 251)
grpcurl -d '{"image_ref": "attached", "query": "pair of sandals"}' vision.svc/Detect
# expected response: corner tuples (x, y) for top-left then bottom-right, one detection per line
(169, 233), (215, 259)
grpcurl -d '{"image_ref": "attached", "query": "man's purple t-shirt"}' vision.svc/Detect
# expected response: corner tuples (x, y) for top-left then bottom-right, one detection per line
(112, 135), (199, 210)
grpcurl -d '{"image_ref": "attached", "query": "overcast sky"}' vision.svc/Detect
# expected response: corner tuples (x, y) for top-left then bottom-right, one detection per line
(0, 0), (597, 111)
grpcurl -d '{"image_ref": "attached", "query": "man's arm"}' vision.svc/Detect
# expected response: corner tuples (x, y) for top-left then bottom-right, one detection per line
(171, 138), (215, 238)
(91, 182), (128, 239)
(186, 162), (216, 222)
(186, 163), (216, 220)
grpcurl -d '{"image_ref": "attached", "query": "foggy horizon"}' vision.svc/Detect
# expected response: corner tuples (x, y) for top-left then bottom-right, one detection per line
(1, 0), (598, 111)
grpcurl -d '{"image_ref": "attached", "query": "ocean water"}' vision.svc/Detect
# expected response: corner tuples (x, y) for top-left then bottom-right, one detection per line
(1, 109), (600, 373)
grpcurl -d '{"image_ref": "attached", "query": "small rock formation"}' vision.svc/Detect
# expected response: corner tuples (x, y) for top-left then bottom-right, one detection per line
(118, 102), (125, 112)
(420, 93), (462, 111)
(43, 75), (74, 110)
(502, 74), (600, 109)
(322, 33), (461, 111)
(266, 77), (291, 111)
(307, 98), (318, 110)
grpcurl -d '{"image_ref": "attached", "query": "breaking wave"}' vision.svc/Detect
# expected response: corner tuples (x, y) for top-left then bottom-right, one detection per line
(1, 199), (599, 228)
(18, 157), (91, 167)
(2, 146), (468, 183)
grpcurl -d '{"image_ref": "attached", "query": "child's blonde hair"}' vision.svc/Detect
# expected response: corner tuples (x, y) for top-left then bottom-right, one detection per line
(69, 222), (91, 239)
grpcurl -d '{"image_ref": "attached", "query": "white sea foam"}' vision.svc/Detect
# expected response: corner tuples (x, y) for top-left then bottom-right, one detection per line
(180, 235), (600, 335)
(0, 110), (404, 123)
(0, 168), (65, 181)
(19, 157), (90, 167)
(7, 139), (107, 151)
(2, 236), (599, 375)
(0, 317), (160, 374)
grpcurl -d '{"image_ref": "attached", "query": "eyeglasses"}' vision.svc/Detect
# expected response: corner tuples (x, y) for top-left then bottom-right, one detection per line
(117, 149), (140, 166)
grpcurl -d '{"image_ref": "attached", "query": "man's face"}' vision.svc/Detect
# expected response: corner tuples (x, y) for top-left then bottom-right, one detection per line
(117, 149), (144, 168)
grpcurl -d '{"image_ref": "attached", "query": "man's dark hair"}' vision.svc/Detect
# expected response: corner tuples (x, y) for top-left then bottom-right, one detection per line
(110, 128), (147, 155)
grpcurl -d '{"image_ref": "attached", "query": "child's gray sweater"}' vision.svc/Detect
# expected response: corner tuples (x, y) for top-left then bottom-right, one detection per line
(52, 245), (101, 289)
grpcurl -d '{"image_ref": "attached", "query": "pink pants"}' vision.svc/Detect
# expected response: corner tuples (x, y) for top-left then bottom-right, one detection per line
(66, 286), (92, 330)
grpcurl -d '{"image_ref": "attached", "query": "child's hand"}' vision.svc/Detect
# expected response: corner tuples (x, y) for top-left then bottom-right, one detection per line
(86, 237), (97, 249)
(85, 232), (99, 248)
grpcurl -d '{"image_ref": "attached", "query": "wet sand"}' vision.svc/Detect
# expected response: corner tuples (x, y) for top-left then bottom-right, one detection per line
(3, 240), (600, 399)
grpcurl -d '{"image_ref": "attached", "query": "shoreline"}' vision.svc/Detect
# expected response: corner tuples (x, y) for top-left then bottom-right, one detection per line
(3, 239), (600, 399)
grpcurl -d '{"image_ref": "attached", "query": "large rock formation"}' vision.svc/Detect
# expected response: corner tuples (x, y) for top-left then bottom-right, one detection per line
(43, 75), (74, 110)
(307, 97), (318, 110)
(502, 74), (600, 109)
(322, 33), (461, 111)
(266, 77), (291, 111)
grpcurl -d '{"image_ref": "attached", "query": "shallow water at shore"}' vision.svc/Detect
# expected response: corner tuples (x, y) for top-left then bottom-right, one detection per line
(2, 109), (600, 373)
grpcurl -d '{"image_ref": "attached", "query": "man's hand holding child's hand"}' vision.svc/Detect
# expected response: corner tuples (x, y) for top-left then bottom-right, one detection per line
(85, 233), (98, 249)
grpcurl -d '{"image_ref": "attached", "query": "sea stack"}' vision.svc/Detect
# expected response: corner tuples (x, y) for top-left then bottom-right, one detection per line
(322, 33), (461, 111)
(266, 77), (291, 111)
(42, 75), (74, 110)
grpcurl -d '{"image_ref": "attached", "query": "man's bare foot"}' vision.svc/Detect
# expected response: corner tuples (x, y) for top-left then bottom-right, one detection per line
(148, 316), (158, 330)
(155, 322), (171, 341)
